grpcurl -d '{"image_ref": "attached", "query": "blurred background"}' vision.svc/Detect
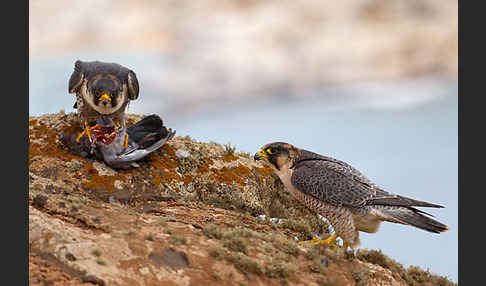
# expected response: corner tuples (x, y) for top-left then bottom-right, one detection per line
(29, 0), (458, 282)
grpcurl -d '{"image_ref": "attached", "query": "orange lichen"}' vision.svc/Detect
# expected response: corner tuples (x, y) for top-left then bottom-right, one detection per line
(29, 119), (38, 126)
(182, 174), (194, 185)
(149, 145), (182, 185)
(253, 166), (274, 182)
(30, 116), (127, 192)
(196, 159), (213, 175)
(151, 168), (181, 185)
(150, 145), (179, 169)
(211, 164), (251, 186)
(29, 118), (82, 164)
(222, 154), (238, 162)
(81, 163), (126, 192)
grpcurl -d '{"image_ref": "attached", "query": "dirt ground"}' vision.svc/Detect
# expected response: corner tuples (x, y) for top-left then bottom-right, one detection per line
(28, 112), (456, 286)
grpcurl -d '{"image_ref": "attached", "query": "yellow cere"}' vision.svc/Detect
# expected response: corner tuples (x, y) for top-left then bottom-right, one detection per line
(257, 149), (268, 158)
(100, 93), (111, 101)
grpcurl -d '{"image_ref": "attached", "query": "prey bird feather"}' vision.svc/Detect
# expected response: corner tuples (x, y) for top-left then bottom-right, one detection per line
(92, 115), (176, 169)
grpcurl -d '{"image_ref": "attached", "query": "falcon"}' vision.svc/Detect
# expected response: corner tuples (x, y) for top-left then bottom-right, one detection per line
(254, 142), (449, 249)
(68, 60), (139, 146)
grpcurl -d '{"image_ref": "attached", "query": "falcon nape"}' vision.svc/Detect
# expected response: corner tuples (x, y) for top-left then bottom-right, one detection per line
(254, 142), (449, 249)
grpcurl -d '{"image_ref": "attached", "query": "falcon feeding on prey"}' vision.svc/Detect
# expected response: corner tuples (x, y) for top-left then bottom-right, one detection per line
(68, 60), (139, 147)
(254, 142), (449, 249)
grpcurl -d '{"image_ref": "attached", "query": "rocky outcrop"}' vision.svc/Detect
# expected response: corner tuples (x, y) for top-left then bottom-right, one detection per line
(29, 112), (456, 286)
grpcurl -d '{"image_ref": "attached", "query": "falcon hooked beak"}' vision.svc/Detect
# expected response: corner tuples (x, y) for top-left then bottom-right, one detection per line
(253, 149), (267, 161)
(100, 93), (111, 106)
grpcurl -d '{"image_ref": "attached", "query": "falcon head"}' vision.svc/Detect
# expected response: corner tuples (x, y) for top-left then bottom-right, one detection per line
(68, 60), (140, 115)
(254, 142), (298, 171)
(86, 74), (126, 115)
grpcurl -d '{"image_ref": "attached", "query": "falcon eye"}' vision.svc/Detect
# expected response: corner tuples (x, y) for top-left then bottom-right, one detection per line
(266, 148), (275, 154)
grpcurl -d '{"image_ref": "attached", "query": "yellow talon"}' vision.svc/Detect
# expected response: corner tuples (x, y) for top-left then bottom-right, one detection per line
(124, 133), (128, 149)
(75, 120), (95, 144)
(299, 233), (341, 248)
(75, 129), (87, 143)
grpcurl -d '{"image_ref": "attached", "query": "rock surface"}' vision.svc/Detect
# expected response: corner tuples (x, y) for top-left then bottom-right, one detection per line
(29, 112), (456, 286)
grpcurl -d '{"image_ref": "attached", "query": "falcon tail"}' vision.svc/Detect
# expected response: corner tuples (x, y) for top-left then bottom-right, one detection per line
(375, 206), (449, 234)
(367, 195), (444, 208)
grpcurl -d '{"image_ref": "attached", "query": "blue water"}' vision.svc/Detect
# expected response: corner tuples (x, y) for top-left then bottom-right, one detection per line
(29, 57), (457, 282)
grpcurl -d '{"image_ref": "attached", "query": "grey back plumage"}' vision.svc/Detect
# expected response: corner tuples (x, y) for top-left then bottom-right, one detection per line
(290, 150), (445, 209)
(291, 158), (376, 207)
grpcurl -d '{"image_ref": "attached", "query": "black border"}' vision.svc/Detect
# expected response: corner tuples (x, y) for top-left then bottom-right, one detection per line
(4, 0), (28, 284)
(458, 1), (472, 285)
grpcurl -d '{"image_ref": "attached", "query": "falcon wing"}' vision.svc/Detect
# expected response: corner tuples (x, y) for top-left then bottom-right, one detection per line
(291, 157), (444, 209)
(127, 70), (139, 100)
(290, 159), (375, 207)
(68, 60), (85, 94)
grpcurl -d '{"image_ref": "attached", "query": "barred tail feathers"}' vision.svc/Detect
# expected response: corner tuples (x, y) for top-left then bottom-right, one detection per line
(373, 206), (449, 234)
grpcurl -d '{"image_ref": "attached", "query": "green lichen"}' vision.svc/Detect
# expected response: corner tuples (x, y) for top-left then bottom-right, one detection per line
(265, 258), (298, 279)
(91, 249), (102, 257)
(227, 253), (265, 276)
(222, 235), (248, 254)
(208, 245), (226, 260)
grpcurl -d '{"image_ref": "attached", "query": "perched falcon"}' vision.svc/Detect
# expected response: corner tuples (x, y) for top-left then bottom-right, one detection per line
(68, 60), (139, 145)
(254, 142), (449, 249)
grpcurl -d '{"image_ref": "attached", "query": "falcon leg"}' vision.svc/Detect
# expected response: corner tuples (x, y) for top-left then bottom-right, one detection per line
(299, 233), (341, 248)
(124, 133), (129, 149)
(75, 129), (87, 142)
(76, 120), (95, 145)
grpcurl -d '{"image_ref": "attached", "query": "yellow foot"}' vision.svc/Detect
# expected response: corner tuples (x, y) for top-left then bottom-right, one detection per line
(299, 233), (341, 248)
(124, 133), (129, 149)
(75, 120), (95, 145)
(75, 129), (87, 143)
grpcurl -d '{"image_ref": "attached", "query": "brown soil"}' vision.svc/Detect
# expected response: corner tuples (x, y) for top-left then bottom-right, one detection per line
(29, 112), (456, 286)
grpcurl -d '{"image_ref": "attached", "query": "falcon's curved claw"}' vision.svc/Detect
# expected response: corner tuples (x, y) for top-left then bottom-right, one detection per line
(299, 233), (341, 249)
(76, 120), (96, 146)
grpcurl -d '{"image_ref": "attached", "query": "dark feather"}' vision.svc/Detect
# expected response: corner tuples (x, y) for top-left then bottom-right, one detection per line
(127, 114), (169, 149)
(378, 206), (449, 233)
(366, 195), (444, 208)
(68, 60), (84, 93)
(127, 70), (139, 100)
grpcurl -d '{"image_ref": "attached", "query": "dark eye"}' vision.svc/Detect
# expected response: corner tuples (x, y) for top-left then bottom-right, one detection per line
(266, 148), (276, 154)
